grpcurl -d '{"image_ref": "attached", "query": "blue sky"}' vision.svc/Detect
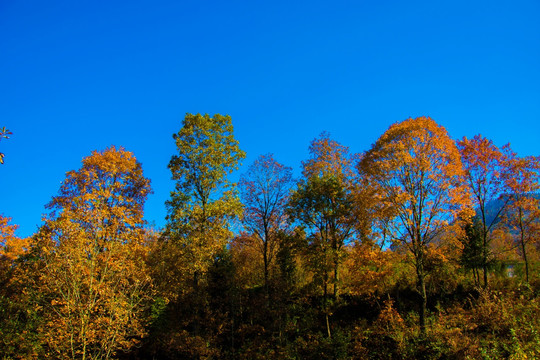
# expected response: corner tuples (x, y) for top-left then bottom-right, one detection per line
(1, 0), (539, 237)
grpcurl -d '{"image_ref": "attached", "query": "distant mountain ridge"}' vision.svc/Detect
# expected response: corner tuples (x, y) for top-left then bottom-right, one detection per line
(479, 193), (540, 226)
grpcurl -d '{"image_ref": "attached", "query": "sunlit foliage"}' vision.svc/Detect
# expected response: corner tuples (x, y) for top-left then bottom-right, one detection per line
(457, 134), (513, 287)
(2, 116), (540, 359)
(359, 117), (472, 332)
(166, 113), (245, 278)
(37, 146), (153, 359)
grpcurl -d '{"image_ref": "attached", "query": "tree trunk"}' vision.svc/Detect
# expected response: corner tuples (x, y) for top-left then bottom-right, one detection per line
(193, 270), (200, 336)
(323, 259), (331, 338)
(416, 261), (427, 335)
(518, 211), (530, 284)
(263, 239), (269, 299)
(520, 230), (529, 284)
(333, 254), (338, 298)
(480, 209), (489, 288)
(326, 313), (332, 339)
(483, 232), (488, 288)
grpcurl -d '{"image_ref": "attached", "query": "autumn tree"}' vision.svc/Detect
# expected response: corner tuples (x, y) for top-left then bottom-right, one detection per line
(504, 152), (540, 283)
(342, 241), (398, 298)
(0, 127), (12, 164)
(0, 216), (44, 358)
(0, 215), (23, 262)
(0, 140), (39, 357)
(166, 113), (245, 284)
(359, 117), (471, 333)
(37, 146), (153, 359)
(288, 133), (356, 338)
(457, 135), (512, 287)
(239, 154), (294, 295)
(299, 132), (356, 298)
(0, 215), (21, 305)
(229, 232), (266, 290)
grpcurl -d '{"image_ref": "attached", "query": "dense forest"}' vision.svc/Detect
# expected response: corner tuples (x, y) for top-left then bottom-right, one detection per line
(1, 115), (539, 359)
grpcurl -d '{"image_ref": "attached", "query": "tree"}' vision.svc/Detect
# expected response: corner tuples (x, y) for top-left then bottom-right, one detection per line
(460, 217), (484, 286)
(301, 132), (355, 182)
(38, 146), (153, 359)
(0, 215), (24, 262)
(504, 152), (540, 283)
(166, 113), (245, 282)
(239, 154), (294, 295)
(343, 241), (398, 298)
(0, 127), (12, 164)
(299, 133), (356, 298)
(359, 117), (471, 333)
(457, 134), (512, 287)
(288, 133), (356, 338)
(0, 216), (43, 358)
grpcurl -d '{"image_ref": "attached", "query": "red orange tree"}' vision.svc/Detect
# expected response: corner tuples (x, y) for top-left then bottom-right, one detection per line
(504, 152), (540, 283)
(457, 135), (512, 287)
(359, 117), (471, 332)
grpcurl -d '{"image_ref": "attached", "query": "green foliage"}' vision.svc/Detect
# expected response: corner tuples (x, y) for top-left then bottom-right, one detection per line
(460, 216), (485, 285)
(288, 174), (354, 292)
(4, 117), (540, 359)
(166, 113), (245, 275)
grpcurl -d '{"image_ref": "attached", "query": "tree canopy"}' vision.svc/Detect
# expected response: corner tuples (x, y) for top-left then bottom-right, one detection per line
(2, 118), (540, 359)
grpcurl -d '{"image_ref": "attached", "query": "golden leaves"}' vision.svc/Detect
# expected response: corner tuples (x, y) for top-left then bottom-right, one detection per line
(360, 116), (472, 249)
(166, 113), (245, 278)
(38, 146), (153, 359)
(0, 215), (31, 261)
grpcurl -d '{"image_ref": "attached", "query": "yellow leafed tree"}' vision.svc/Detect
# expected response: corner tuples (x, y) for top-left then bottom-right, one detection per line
(37, 146), (153, 359)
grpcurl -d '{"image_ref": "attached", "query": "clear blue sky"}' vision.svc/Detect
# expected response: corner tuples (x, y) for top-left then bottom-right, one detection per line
(1, 0), (539, 237)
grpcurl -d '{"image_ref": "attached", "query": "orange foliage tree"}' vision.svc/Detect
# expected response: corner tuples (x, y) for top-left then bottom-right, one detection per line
(359, 117), (472, 333)
(457, 135), (512, 287)
(0, 215), (25, 261)
(0, 215), (24, 297)
(343, 242), (398, 298)
(504, 152), (540, 283)
(37, 146), (153, 359)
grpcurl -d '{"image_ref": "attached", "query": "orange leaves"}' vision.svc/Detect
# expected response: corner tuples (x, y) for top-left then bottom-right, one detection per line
(377, 299), (405, 332)
(0, 215), (18, 256)
(47, 146), (151, 236)
(344, 243), (397, 297)
(0, 215), (31, 261)
(302, 132), (355, 181)
(38, 146), (153, 358)
(359, 116), (473, 331)
(359, 117), (472, 249)
(456, 135), (535, 284)
(457, 135), (509, 211)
